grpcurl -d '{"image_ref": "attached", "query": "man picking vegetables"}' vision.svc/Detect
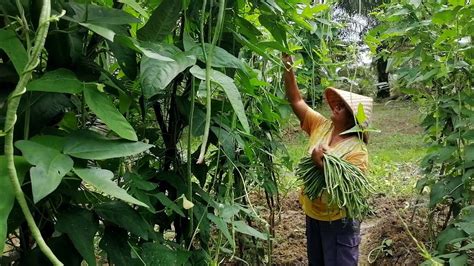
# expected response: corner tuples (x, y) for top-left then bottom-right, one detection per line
(282, 54), (374, 266)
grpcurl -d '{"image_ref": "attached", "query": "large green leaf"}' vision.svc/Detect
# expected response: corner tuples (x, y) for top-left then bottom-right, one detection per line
(188, 44), (245, 70)
(114, 35), (174, 62)
(140, 43), (196, 99)
(432, 9), (457, 25)
(118, 0), (149, 18)
(154, 192), (185, 217)
(0, 156), (30, 254)
(234, 16), (263, 42)
(449, 254), (468, 266)
(258, 14), (287, 47)
(30, 135), (66, 151)
(465, 144), (474, 161)
(232, 30), (278, 64)
(79, 23), (116, 41)
(95, 201), (151, 239)
(207, 213), (234, 248)
(84, 85), (138, 141)
(67, 2), (140, 25)
(107, 28), (138, 80)
(20, 235), (83, 266)
(99, 226), (140, 266)
(137, 0), (182, 42)
(141, 243), (191, 266)
(15, 141), (74, 203)
(16, 93), (72, 138)
(27, 69), (83, 94)
(232, 220), (268, 240)
(63, 131), (152, 160)
(56, 208), (99, 266)
(74, 168), (147, 207)
(0, 29), (28, 73)
(189, 66), (250, 133)
(436, 227), (465, 253)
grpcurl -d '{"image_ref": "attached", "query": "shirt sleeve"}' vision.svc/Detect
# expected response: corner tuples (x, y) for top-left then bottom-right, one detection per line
(343, 147), (369, 173)
(300, 108), (327, 135)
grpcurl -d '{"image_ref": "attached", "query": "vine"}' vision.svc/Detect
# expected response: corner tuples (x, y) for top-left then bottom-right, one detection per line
(3, 0), (62, 264)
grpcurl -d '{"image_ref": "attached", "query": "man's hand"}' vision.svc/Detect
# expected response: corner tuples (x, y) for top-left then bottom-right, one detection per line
(282, 53), (293, 70)
(311, 144), (327, 169)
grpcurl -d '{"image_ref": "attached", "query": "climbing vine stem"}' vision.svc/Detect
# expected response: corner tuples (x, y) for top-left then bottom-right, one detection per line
(4, 0), (62, 265)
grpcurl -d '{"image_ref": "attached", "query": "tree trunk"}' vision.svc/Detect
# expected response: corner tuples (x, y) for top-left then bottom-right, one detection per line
(376, 45), (390, 99)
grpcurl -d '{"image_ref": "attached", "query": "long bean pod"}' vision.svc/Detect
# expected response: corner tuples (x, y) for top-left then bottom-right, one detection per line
(296, 153), (373, 220)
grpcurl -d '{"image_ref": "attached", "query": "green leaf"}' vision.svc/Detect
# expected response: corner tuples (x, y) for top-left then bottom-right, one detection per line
(68, 2), (140, 25)
(355, 103), (367, 125)
(211, 126), (237, 157)
(189, 66), (250, 133)
(137, 0), (182, 42)
(30, 135), (66, 152)
(74, 168), (148, 207)
(258, 14), (287, 47)
(141, 243), (191, 266)
(27, 69), (83, 94)
(114, 35), (174, 61)
(99, 226), (140, 266)
(140, 43), (196, 99)
(20, 234), (83, 265)
(219, 204), (240, 222)
(436, 227), (465, 253)
(305, 4), (330, 15)
(434, 28), (457, 47)
(290, 12), (314, 31)
(465, 144), (474, 161)
(409, 0), (422, 8)
(232, 220), (268, 240)
(59, 112), (79, 132)
(64, 131), (152, 160)
(189, 44), (245, 70)
(430, 181), (446, 208)
(0, 156), (30, 254)
(340, 124), (363, 135)
(95, 201), (151, 239)
(154, 192), (185, 217)
(458, 242), (474, 251)
(455, 221), (474, 235)
(56, 208), (99, 266)
(448, 0), (465, 6)
(232, 31), (277, 64)
(15, 140), (74, 203)
(107, 29), (138, 80)
(118, 0), (148, 18)
(84, 85), (138, 141)
(207, 213), (234, 248)
(234, 16), (262, 42)
(258, 41), (290, 53)
(449, 254), (468, 266)
(432, 9), (456, 25)
(0, 29), (28, 73)
(79, 23), (116, 41)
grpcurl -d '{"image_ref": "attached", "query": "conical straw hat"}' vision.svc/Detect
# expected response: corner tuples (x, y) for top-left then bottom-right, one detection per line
(324, 87), (373, 127)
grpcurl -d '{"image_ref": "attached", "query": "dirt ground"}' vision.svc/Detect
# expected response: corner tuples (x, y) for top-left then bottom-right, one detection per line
(266, 192), (436, 265)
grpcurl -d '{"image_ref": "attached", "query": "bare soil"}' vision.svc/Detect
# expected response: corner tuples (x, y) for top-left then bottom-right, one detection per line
(261, 192), (436, 265)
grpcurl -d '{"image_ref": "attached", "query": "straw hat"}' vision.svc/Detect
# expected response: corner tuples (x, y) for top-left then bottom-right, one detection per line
(324, 87), (373, 128)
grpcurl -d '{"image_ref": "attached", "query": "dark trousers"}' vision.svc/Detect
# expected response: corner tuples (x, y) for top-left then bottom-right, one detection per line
(306, 216), (361, 266)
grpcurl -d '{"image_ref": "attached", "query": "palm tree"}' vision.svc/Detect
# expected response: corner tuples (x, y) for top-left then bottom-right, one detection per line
(336, 0), (391, 99)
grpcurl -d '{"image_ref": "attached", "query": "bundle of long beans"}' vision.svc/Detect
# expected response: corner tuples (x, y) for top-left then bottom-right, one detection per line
(296, 154), (374, 219)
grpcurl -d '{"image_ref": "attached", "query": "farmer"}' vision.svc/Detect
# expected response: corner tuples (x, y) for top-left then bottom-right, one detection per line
(282, 53), (373, 266)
